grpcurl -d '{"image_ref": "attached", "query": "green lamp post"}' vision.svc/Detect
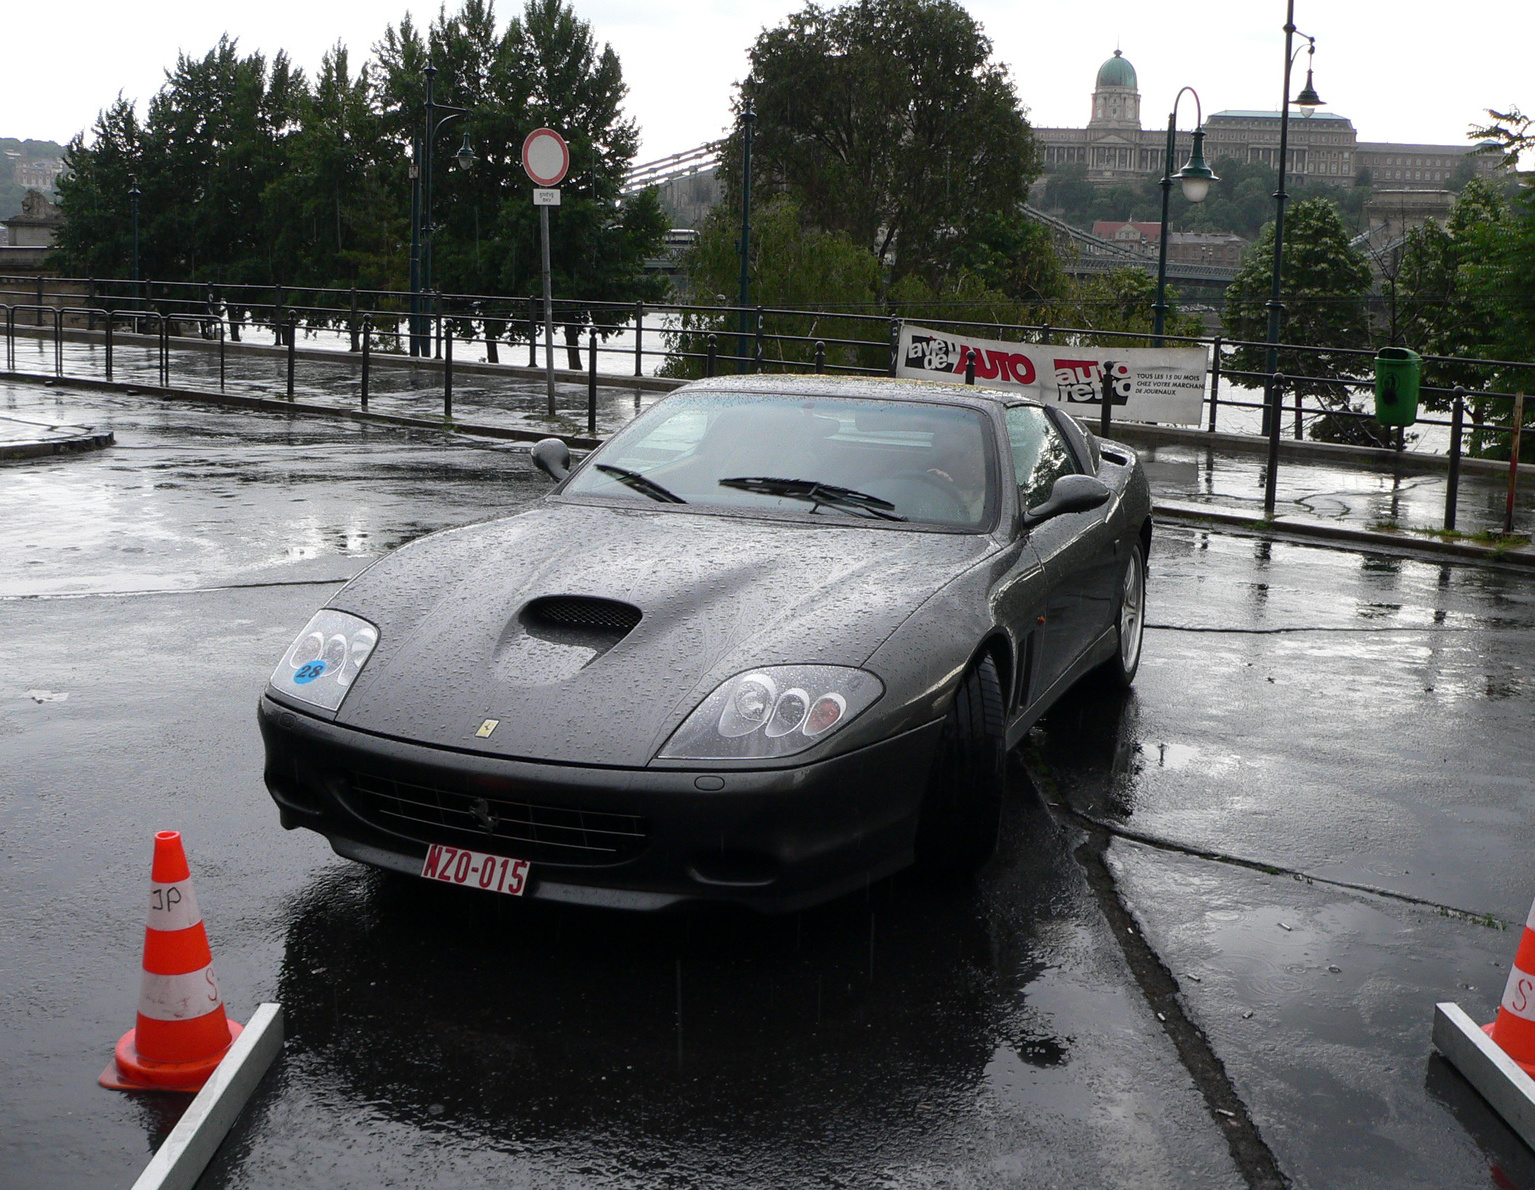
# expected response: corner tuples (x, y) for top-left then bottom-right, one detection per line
(1152, 88), (1218, 343)
(1262, 1), (1323, 442)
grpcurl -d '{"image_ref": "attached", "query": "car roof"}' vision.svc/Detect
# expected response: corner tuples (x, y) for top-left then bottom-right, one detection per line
(676, 373), (1041, 411)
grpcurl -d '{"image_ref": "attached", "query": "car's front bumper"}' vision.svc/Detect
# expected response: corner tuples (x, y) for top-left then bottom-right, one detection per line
(258, 695), (945, 913)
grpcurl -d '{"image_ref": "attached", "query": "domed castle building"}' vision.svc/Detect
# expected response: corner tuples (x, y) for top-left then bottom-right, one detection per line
(1034, 50), (1496, 191)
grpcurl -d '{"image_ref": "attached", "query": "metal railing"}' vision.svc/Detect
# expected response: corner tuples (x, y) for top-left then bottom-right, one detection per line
(3, 273), (1532, 534)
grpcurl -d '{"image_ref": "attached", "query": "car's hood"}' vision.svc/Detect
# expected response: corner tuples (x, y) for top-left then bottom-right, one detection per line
(327, 501), (995, 766)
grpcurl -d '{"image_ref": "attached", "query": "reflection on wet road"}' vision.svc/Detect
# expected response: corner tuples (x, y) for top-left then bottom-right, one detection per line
(200, 800), (1238, 1189)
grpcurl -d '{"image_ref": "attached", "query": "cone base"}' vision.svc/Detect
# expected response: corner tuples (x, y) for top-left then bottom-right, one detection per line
(1481, 1021), (1535, 1080)
(99, 1020), (243, 1093)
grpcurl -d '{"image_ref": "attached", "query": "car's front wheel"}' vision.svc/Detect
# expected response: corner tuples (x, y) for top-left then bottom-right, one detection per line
(914, 654), (1005, 878)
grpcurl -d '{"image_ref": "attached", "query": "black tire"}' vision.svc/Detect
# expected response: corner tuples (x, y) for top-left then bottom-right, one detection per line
(1101, 538), (1147, 689)
(914, 654), (1006, 878)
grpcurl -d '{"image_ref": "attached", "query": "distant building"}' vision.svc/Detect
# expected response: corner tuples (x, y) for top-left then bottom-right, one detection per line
(1090, 221), (1247, 266)
(1092, 220), (1161, 249)
(14, 158), (63, 190)
(1363, 188), (1457, 244)
(1037, 51), (1500, 190)
(1166, 231), (1247, 267)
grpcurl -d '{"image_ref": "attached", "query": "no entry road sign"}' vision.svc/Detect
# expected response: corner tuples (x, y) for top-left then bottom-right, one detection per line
(521, 128), (569, 187)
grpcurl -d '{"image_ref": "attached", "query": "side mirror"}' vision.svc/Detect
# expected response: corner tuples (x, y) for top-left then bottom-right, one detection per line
(530, 437), (571, 482)
(1020, 473), (1111, 530)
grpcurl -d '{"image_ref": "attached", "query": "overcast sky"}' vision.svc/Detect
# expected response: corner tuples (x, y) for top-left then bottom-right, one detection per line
(6, 1), (1528, 162)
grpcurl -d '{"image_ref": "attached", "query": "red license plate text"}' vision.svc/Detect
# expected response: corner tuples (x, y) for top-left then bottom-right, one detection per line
(421, 844), (529, 896)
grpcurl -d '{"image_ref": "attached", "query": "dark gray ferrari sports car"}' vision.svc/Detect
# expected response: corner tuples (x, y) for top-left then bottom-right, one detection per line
(259, 375), (1151, 912)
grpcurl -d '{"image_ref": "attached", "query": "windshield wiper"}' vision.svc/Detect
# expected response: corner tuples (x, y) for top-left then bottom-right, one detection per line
(595, 464), (686, 504)
(718, 476), (907, 521)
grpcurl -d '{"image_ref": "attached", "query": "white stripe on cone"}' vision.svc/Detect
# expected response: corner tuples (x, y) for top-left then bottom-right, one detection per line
(138, 966), (223, 1021)
(1500, 933), (1535, 1024)
(147, 879), (202, 933)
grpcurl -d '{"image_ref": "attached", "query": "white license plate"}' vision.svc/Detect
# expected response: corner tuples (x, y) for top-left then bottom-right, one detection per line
(421, 843), (530, 896)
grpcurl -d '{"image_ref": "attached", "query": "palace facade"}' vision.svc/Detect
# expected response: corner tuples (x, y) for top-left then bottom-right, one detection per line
(1035, 50), (1499, 190)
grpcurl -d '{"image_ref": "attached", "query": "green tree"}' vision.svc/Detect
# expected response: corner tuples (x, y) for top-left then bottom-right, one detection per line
(1358, 176), (1535, 458)
(53, 0), (664, 352)
(727, 0), (1042, 289)
(1371, 179), (1507, 359)
(144, 37), (306, 282)
(375, 0), (666, 359)
(51, 101), (144, 278)
(1455, 183), (1535, 457)
(266, 45), (403, 293)
(1055, 267), (1202, 342)
(668, 195), (882, 377)
(1041, 155), (1369, 242)
(1469, 106), (1533, 170)
(55, 38), (307, 288)
(947, 213), (1069, 304)
(1222, 197), (1374, 442)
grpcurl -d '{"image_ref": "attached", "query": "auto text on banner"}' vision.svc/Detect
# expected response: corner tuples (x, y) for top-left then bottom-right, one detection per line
(895, 322), (1206, 427)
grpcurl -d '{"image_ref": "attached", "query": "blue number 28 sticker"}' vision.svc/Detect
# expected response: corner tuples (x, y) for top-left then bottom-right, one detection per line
(293, 661), (328, 685)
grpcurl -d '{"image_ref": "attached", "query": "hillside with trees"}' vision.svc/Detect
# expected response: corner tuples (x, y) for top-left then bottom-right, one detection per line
(1041, 156), (1370, 240)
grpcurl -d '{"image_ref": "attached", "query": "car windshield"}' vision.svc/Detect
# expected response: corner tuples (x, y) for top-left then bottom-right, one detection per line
(563, 391), (998, 530)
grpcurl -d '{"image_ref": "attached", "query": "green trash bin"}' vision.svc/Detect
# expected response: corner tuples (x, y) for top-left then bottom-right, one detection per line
(1374, 347), (1422, 426)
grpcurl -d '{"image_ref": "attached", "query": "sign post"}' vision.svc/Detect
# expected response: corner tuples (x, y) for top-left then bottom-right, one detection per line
(522, 128), (570, 416)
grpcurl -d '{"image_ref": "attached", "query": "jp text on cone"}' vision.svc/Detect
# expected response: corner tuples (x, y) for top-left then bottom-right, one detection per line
(100, 830), (242, 1092)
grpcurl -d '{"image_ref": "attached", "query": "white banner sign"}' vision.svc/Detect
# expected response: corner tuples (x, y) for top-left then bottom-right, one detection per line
(896, 322), (1206, 426)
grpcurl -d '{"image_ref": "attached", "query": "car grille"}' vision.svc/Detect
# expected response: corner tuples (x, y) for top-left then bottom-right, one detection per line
(345, 771), (650, 866)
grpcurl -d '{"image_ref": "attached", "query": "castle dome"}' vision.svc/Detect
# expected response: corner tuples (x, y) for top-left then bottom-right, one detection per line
(1096, 50), (1137, 89)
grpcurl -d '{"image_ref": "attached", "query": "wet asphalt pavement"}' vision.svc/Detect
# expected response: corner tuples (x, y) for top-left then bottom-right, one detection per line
(3, 382), (1534, 1189)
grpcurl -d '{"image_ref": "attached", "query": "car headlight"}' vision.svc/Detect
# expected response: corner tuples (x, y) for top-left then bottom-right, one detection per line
(657, 665), (883, 761)
(269, 610), (379, 712)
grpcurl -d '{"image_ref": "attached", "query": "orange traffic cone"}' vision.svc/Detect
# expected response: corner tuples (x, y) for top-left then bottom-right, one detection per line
(100, 831), (243, 1092)
(1484, 896), (1535, 1078)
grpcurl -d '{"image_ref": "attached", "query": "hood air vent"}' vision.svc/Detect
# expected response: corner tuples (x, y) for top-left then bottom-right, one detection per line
(519, 596), (642, 656)
(524, 596), (642, 633)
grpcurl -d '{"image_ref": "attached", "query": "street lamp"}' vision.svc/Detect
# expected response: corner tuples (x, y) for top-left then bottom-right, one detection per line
(128, 175), (141, 295)
(1152, 88), (1218, 342)
(1262, 2), (1322, 435)
(737, 98), (755, 374)
(408, 65), (475, 357)
(454, 133), (476, 173)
